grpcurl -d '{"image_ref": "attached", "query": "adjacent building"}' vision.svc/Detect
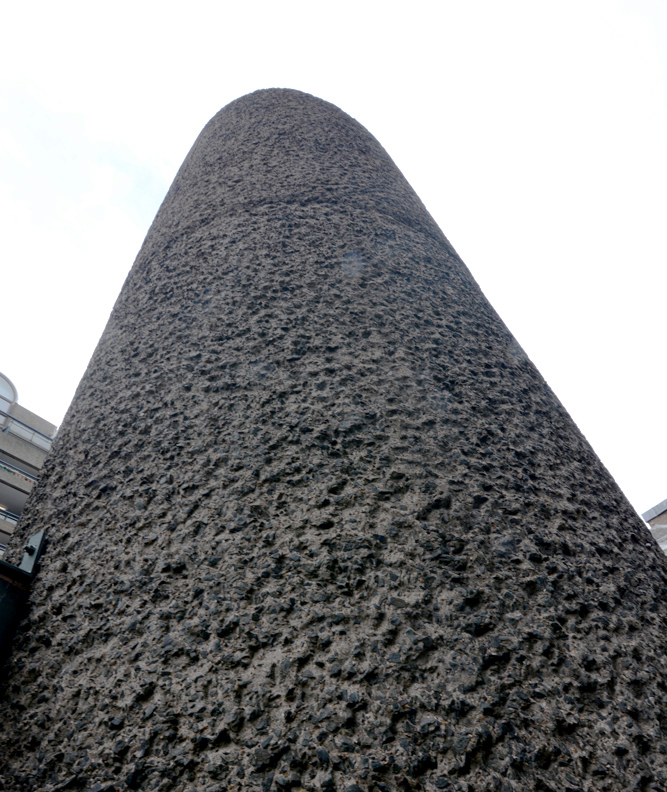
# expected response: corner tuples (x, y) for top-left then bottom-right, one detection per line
(0, 372), (56, 555)
(644, 498), (667, 554)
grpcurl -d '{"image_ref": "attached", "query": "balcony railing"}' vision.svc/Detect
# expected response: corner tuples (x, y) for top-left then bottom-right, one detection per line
(0, 411), (53, 452)
(0, 507), (19, 527)
(0, 509), (19, 555)
(0, 459), (38, 485)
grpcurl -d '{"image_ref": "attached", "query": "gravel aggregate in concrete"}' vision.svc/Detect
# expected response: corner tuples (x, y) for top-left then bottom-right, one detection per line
(1, 89), (667, 792)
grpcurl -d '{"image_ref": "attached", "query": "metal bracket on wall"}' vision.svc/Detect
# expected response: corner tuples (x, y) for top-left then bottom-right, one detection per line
(18, 530), (46, 577)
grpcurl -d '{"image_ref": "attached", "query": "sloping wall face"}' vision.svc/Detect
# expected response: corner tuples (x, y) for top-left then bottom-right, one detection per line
(2, 89), (666, 792)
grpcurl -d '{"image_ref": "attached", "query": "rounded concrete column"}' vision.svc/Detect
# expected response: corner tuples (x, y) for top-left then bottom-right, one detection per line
(1, 89), (666, 792)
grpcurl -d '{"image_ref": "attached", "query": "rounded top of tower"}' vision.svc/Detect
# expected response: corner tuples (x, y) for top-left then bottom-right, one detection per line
(140, 87), (450, 261)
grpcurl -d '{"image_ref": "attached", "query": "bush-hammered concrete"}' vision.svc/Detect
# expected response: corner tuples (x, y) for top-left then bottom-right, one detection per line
(1, 89), (667, 792)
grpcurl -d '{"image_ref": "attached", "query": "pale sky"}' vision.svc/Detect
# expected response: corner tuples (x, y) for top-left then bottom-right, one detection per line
(1, 0), (665, 516)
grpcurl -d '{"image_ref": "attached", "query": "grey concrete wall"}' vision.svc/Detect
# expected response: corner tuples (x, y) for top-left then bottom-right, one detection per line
(1, 89), (666, 792)
(0, 432), (48, 471)
(0, 527), (13, 545)
(9, 403), (57, 439)
(649, 524), (667, 555)
(648, 513), (667, 555)
(0, 464), (33, 495)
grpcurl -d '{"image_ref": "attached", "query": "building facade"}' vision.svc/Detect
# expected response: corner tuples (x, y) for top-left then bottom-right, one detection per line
(644, 498), (667, 554)
(0, 372), (56, 555)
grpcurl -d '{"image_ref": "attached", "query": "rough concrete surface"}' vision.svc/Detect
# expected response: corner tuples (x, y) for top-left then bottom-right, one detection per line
(1, 89), (666, 792)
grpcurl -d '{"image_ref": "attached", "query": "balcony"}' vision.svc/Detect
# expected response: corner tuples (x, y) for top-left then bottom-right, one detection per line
(0, 458), (37, 489)
(0, 411), (53, 453)
(0, 507), (18, 528)
(0, 507), (19, 555)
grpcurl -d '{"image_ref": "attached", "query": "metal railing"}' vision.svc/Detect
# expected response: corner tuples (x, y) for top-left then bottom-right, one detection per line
(0, 505), (18, 555)
(0, 458), (37, 484)
(0, 507), (19, 526)
(0, 410), (53, 452)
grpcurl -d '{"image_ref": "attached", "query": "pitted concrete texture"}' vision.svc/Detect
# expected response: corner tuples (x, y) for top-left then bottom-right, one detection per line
(1, 89), (667, 792)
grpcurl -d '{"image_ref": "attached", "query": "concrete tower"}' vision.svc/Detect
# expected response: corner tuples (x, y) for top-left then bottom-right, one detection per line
(1, 89), (666, 792)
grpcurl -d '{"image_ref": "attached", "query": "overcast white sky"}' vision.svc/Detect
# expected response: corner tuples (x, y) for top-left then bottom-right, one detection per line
(1, 0), (665, 516)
